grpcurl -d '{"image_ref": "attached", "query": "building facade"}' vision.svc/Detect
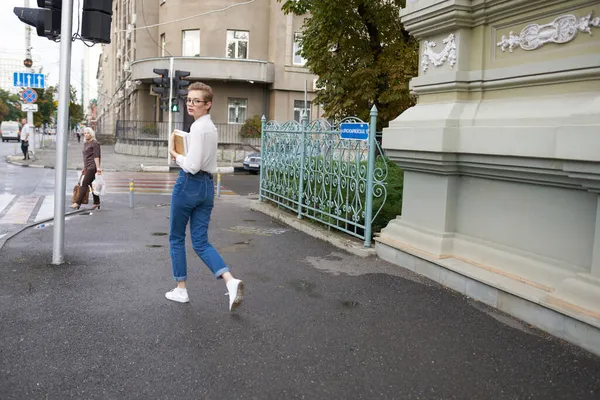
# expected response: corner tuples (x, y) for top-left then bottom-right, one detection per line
(96, 0), (319, 149)
(379, 0), (600, 355)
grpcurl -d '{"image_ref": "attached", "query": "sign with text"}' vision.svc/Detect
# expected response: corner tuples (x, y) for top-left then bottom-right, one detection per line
(340, 122), (369, 141)
(13, 72), (45, 89)
(21, 103), (39, 112)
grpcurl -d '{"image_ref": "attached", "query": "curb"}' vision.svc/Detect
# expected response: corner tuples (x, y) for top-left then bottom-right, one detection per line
(249, 200), (376, 258)
(7, 156), (249, 174)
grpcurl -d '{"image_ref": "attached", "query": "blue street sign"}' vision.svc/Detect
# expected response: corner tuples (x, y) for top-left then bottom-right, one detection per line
(13, 72), (45, 89)
(340, 122), (369, 141)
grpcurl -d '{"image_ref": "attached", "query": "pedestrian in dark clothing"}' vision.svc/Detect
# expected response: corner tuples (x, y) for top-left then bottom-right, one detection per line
(71, 127), (102, 210)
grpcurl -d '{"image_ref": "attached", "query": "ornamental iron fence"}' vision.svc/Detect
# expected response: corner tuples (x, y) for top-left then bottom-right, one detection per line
(258, 107), (388, 248)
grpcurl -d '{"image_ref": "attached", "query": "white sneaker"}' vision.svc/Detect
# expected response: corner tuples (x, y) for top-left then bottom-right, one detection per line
(226, 279), (244, 311)
(165, 287), (189, 303)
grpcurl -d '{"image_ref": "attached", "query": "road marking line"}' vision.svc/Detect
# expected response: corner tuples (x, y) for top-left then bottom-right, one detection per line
(35, 196), (55, 222)
(0, 194), (16, 215)
(0, 196), (40, 224)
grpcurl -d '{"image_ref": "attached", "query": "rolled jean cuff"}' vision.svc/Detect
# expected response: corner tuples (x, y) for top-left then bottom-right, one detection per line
(173, 275), (187, 282)
(213, 267), (229, 280)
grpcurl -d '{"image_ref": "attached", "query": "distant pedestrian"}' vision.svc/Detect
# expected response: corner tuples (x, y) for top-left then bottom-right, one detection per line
(76, 130), (81, 143)
(165, 82), (244, 311)
(20, 118), (30, 160)
(71, 127), (102, 210)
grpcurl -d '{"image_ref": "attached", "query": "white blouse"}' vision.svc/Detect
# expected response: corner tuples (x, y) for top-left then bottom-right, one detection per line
(175, 114), (218, 174)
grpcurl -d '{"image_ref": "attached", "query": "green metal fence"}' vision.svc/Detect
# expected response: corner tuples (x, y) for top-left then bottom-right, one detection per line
(259, 106), (388, 247)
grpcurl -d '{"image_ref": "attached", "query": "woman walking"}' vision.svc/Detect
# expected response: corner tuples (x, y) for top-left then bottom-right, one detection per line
(71, 127), (102, 210)
(165, 82), (244, 311)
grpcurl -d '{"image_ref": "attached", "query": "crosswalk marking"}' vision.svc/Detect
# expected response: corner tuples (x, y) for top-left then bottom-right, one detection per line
(0, 196), (40, 224)
(0, 187), (237, 225)
(0, 194), (16, 215)
(35, 196), (55, 222)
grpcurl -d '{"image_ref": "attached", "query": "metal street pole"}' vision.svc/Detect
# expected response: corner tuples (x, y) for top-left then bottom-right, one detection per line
(167, 56), (174, 167)
(52, 0), (74, 265)
(24, 0), (36, 153)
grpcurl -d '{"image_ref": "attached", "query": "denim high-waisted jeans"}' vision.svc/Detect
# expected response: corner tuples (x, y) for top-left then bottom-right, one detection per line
(169, 170), (229, 281)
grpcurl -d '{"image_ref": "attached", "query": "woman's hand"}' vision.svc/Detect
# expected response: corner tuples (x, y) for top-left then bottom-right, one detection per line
(97, 168), (103, 175)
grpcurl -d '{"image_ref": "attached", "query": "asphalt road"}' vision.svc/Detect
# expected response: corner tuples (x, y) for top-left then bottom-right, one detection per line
(1, 193), (599, 399)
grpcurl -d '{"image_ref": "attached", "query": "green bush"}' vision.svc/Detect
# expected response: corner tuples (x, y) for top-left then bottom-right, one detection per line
(240, 115), (262, 138)
(142, 123), (158, 136)
(371, 158), (403, 236)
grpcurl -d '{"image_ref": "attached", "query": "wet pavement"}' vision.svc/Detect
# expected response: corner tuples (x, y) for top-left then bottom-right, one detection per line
(1, 193), (599, 399)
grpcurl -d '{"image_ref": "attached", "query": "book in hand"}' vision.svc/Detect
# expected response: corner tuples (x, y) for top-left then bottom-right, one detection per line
(172, 129), (189, 156)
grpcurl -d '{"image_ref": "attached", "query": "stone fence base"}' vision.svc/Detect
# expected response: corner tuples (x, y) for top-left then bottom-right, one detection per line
(114, 138), (258, 163)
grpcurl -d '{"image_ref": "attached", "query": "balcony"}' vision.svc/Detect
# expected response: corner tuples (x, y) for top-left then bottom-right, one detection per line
(130, 57), (275, 84)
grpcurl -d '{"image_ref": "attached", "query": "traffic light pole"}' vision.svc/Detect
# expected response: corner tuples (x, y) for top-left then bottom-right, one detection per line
(24, 0), (36, 153)
(52, 0), (74, 265)
(167, 56), (174, 167)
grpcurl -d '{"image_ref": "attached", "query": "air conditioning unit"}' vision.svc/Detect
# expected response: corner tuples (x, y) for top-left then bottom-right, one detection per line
(131, 14), (137, 25)
(123, 61), (131, 72)
(116, 49), (122, 59)
(126, 24), (133, 41)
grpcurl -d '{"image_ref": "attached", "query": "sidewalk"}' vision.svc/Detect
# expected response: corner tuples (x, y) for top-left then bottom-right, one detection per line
(5, 136), (243, 172)
(0, 194), (599, 399)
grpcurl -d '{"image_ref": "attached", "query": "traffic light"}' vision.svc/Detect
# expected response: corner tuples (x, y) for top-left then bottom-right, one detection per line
(13, 0), (62, 41)
(171, 100), (179, 113)
(81, 0), (113, 44)
(151, 68), (169, 98)
(174, 70), (190, 98)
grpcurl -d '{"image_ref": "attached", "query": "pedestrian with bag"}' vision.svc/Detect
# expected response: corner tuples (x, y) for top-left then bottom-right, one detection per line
(165, 82), (244, 311)
(20, 118), (31, 160)
(71, 127), (102, 210)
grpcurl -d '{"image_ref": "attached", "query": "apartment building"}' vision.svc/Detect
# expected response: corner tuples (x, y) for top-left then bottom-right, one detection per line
(96, 0), (319, 145)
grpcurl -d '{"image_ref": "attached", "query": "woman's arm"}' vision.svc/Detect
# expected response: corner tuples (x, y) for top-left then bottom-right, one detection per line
(174, 125), (203, 175)
(93, 142), (102, 173)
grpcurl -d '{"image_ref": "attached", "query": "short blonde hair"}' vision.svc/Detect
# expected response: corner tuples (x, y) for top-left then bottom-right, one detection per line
(83, 127), (96, 141)
(188, 82), (213, 103)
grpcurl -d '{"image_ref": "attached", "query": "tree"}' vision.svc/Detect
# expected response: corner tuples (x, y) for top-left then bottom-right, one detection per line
(34, 87), (58, 127)
(0, 89), (24, 122)
(278, 0), (418, 129)
(68, 86), (84, 129)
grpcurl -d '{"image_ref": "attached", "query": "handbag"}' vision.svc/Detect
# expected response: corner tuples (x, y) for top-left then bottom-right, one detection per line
(72, 172), (90, 204)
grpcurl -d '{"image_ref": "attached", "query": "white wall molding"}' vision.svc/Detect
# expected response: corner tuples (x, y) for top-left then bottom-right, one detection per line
(400, 0), (573, 38)
(497, 11), (600, 53)
(409, 54), (600, 94)
(421, 33), (457, 73)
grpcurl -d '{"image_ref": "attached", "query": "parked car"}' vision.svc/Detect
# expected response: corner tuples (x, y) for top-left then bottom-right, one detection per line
(243, 152), (261, 174)
(1, 121), (21, 142)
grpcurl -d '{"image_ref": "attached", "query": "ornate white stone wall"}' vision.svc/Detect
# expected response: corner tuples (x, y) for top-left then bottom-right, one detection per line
(379, 0), (600, 354)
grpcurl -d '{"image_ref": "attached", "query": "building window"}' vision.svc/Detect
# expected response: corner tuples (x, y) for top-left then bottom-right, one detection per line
(228, 98), (248, 124)
(227, 30), (249, 59)
(160, 34), (166, 57)
(293, 33), (306, 66)
(182, 30), (200, 57)
(294, 100), (311, 122)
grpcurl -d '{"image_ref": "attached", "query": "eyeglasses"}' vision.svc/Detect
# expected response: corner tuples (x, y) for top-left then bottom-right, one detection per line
(185, 98), (207, 106)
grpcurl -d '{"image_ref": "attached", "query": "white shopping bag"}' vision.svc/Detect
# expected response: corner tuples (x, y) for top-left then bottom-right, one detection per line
(92, 174), (107, 196)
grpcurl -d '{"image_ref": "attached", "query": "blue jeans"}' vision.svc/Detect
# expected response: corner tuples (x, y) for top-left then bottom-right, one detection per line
(169, 170), (229, 281)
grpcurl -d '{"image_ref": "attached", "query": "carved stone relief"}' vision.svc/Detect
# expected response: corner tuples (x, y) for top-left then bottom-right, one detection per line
(421, 33), (457, 73)
(497, 11), (600, 52)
